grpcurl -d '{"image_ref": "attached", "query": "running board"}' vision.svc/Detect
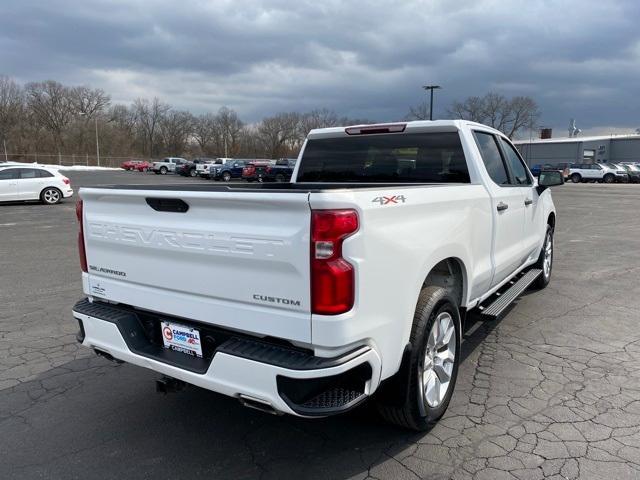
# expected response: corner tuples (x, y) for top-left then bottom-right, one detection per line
(478, 269), (542, 320)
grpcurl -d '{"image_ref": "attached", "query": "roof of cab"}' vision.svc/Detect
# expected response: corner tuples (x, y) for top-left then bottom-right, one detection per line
(306, 119), (500, 140)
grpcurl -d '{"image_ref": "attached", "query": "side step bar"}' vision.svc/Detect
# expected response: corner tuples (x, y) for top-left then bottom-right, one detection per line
(479, 269), (542, 320)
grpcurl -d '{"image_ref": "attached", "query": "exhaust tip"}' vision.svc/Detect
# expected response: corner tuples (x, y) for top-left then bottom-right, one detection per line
(238, 394), (281, 415)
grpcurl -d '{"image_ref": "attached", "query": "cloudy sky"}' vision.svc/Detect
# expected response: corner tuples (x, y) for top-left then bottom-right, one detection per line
(1, 0), (639, 136)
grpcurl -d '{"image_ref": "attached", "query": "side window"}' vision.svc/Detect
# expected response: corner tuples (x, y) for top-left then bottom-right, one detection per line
(38, 170), (54, 178)
(18, 168), (39, 179)
(473, 131), (509, 185)
(0, 169), (18, 180)
(499, 138), (531, 185)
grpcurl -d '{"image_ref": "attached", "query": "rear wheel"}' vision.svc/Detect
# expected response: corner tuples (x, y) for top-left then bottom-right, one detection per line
(275, 173), (285, 183)
(41, 187), (62, 205)
(376, 286), (460, 431)
(189, 168), (197, 177)
(570, 173), (581, 183)
(222, 172), (231, 182)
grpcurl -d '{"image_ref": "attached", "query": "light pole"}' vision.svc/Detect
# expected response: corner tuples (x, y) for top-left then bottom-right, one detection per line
(422, 85), (441, 121)
(80, 113), (100, 166)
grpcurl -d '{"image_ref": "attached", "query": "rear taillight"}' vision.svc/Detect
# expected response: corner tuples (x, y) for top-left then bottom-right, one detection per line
(62, 177), (70, 185)
(76, 200), (87, 272)
(311, 209), (358, 315)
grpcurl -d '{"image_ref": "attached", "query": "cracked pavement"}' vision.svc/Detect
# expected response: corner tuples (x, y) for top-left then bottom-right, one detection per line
(1, 172), (640, 479)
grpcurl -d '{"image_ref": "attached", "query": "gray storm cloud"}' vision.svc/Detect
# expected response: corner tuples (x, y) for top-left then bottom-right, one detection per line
(1, 0), (639, 133)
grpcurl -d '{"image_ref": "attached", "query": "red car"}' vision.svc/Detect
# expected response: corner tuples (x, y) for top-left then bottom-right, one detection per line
(242, 161), (272, 182)
(133, 161), (151, 172)
(120, 160), (142, 170)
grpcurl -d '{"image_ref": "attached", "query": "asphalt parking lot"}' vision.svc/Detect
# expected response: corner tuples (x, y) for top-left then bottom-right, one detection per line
(2, 171), (640, 479)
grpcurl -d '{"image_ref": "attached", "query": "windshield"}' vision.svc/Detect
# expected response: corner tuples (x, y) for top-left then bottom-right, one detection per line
(297, 132), (470, 183)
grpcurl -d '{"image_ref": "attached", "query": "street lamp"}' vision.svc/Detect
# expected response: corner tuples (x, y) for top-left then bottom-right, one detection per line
(80, 113), (100, 167)
(422, 85), (441, 121)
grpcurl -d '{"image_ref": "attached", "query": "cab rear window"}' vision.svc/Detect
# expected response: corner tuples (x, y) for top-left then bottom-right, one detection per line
(296, 132), (470, 183)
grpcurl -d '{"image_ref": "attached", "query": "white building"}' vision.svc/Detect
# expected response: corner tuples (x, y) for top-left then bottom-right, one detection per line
(514, 134), (640, 167)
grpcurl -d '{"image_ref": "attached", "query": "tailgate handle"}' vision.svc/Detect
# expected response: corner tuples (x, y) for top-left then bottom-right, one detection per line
(145, 198), (189, 213)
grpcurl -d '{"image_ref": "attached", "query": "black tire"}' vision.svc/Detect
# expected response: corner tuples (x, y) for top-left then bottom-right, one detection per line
(275, 173), (285, 183)
(570, 173), (581, 183)
(222, 172), (231, 182)
(532, 225), (553, 290)
(142, 167), (148, 172)
(376, 286), (461, 431)
(603, 173), (614, 183)
(40, 187), (62, 205)
(189, 168), (197, 177)
(160, 166), (168, 175)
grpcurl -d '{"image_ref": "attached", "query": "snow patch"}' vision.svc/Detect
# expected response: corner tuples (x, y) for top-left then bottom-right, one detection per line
(0, 161), (120, 171)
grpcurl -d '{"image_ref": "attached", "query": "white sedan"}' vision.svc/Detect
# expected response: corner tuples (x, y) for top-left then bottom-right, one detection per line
(0, 166), (74, 204)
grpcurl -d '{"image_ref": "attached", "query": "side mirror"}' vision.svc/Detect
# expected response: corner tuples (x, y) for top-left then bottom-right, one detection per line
(537, 170), (564, 193)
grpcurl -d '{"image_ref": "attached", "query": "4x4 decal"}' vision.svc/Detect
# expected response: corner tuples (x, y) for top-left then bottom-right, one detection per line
(372, 195), (406, 205)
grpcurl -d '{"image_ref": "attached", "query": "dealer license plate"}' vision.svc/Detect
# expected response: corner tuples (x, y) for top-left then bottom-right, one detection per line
(160, 321), (203, 358)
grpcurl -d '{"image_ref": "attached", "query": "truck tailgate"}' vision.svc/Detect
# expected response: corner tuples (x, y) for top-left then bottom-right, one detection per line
(80, 188), (312, 343)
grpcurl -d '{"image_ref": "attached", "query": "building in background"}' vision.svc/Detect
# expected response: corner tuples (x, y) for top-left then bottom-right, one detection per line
(514, 134), (640, 167)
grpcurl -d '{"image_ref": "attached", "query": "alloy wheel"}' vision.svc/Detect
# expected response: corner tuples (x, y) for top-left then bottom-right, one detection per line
(422, 312), (456, 408)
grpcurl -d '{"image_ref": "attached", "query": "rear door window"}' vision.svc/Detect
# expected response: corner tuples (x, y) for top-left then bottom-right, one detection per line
(499, 138), (532, 185)
(473, 131), (509, 186)
(297, 132), (470, 183)
(17, 168), (39, 179)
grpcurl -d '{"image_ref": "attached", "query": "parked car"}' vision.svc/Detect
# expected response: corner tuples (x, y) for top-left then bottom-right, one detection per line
(195, 159), (220, 179)
(567, 163), (628, 183)
(261, 158), (298, 182)
(177, 158), (215, 177)
(615, 163), (640, 183)
(530, 163), (569, 178)
(121, 160), (144, 171)
(73, 120), (563, 430)
(133, 161), (152, 172)
(152, 157), (188, 175)
(210, 160), (248, 181)
(0, 166), (73, 204)
(241, 160), (272, 182)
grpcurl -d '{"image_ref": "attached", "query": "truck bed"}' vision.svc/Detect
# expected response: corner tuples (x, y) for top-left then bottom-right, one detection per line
(87, 182), (448, 192)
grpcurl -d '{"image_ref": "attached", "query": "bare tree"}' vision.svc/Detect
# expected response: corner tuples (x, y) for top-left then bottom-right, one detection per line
(133, 97), (170, 157)
(25, 80), (75, 152)
(447, 92), (539, 138)
(193, 113), (220, 155)
(505, 96), (539, 139)
(258, 112), (300, 159)
(0, 76), (23, 156)
(405, 101), (430, 121)
(71, 86), (110, 118)
(159, 110), (194, 154)
(216, 107), (243, 156)
(447, 95), (486, 123)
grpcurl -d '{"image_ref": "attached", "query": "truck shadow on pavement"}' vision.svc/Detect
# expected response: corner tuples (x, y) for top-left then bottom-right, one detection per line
(0, 314), (508, 480)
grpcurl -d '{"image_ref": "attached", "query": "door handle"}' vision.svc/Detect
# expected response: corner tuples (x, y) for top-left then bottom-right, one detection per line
(524, 198), (533, 206)
(497, 202), (509, 212)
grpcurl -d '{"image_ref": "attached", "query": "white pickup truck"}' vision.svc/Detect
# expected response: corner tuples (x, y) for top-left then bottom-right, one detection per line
(72, 121), (563, 430)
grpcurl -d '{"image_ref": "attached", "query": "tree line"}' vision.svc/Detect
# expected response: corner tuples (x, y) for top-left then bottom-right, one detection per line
(0, 76), (373, 160)
(0, 74), (540, 161)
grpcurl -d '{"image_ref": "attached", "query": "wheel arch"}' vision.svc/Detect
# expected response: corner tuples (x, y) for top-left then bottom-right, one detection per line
(547, 211), (556, 230)
(421, 257), (468, 308)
